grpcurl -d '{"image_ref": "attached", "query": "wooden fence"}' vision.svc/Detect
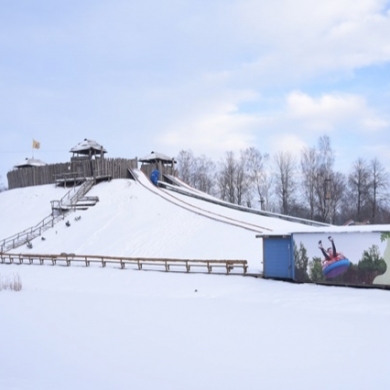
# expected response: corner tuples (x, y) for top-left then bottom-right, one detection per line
(0, 253), (248, 274)
(7, 158), (138, 189)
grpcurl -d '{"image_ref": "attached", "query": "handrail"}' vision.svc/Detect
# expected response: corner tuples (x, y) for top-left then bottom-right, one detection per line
(0, 186), (80, 250)
(55, 178), (94, 209)
(0, 179), (96, 252)
(0, 214), (65, 252)
(0, 212), (61, 248)
(54, 171), (84, 180)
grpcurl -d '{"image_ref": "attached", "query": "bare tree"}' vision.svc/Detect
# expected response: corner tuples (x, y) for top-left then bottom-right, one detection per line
(218, 151), (237, 203)
(260, 162), (274, 211)
(314, 135), (335, 222)
(273, 151), (297, 215)
(368, 157), (389, 223)
(300, 146), (319, 220)
(328, 171), (346, 224)
(235, 151), (248, 206)
(348, 158), (370, 222)
(176, 149), (196, 185)
(244, 147), (270, 209)
(217, 151), (250, 205)
(175, 142), (390, 223)
(176, 150), (216, 195)
(193, 154), (217, 195)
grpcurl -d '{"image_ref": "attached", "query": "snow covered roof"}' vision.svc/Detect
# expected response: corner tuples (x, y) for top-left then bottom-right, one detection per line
(14, 158), (47, 168)
(256, 223), (390, 238)
(69, 139), (107, 155)
(139, 151), (176, 164)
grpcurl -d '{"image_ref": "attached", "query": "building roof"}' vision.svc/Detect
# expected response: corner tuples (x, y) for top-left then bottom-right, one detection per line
(69, 139), (107, 155)
(256, 224), (390, 238)
(139, 151), (176, 164)
(14, 158), (47, 168)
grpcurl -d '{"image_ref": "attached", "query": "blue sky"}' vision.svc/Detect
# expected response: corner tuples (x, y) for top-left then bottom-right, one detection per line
(1, 0), (390, 184)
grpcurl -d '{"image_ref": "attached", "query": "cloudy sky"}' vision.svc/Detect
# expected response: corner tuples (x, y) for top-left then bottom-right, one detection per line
(1, 0), (389, 184)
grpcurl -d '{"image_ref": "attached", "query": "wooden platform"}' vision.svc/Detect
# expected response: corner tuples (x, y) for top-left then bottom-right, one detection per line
(55, 174), (112, 186)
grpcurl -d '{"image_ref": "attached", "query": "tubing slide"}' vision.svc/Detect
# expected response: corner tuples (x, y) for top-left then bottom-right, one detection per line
(162, 174), (330, 228)
(128, 168), (272, 233)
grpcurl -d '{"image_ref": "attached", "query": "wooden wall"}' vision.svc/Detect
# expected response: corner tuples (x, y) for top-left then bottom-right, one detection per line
(7, 158), (138, 190)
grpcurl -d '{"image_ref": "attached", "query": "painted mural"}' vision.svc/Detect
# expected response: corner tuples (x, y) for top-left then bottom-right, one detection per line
(293, 232), (390, 287)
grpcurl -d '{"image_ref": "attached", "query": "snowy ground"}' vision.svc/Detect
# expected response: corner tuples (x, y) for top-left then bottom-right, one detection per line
(1, 178), (390, 389)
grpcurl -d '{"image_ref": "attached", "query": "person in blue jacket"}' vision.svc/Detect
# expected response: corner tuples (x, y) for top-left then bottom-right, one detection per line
(150, 169), (160, 185)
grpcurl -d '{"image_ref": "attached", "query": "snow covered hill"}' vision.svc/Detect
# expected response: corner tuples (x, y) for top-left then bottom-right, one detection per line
(1, 175), (314, 272)
(1, 178), (390, 390)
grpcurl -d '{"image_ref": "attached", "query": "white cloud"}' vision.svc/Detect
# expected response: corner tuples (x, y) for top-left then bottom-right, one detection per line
(285, 91), (389, 132)
(160, 111), (261, 153)
(1, 0), (390, 181)
(157, 107), (268, 158)
(226, 0), (390, 85)
(361, 117), (389, 129)
(158, 87), (387, 163)
(364, 143), (390, 168)
(268, 133), (308, 158)
(153, 74), (269, 157)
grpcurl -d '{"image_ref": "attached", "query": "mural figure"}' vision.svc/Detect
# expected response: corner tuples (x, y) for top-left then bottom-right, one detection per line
(373, 232), (390, 285)
(318, 236), (351, 278)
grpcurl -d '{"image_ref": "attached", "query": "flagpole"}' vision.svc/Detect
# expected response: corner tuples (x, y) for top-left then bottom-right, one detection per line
(32, 139), (34, 159)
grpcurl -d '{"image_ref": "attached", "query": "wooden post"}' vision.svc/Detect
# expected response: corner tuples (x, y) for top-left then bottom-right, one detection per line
(158, 161), (163, 181)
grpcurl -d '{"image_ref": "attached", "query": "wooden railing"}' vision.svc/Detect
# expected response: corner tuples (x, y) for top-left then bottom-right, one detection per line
(51, 177), (95, 211)
(1, 179), (96, 252)
(54, 171), (111, 184)
(53, 171), (86, 184)
(66, 178), (95, 206)
(0, 253), (248, 274)
(0, 214), (64, 253)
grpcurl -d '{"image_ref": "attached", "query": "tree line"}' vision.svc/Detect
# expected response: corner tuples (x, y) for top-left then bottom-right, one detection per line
(175, 135), (390, 225)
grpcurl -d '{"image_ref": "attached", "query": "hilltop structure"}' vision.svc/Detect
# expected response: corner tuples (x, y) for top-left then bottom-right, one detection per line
(6, 139), (178, 190)
(138, 151), (176, 181)
(69, 139), (107, 160)
(6, 139), (137, 189)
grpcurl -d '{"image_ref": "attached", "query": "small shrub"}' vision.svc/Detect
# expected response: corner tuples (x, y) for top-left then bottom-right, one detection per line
(0, 273), (22, 291)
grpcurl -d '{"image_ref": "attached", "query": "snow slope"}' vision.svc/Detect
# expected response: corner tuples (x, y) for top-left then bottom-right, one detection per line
(1, 179), (390, 390)
(2, 172), (319, 272)
(3, 179), (265, 272)
(0, 184), (69, 239)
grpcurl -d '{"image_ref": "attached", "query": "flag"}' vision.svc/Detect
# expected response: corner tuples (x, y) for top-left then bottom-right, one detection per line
(32, 139), (40, 149)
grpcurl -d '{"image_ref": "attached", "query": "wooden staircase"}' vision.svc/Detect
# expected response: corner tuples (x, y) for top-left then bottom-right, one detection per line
(0, 179), (97, 253)
(51, 177), (98, 213)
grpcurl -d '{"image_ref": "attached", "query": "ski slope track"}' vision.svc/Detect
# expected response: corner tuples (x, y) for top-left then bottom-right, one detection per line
(162, 173), (330, 228)
(131, 169), (271, 233)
